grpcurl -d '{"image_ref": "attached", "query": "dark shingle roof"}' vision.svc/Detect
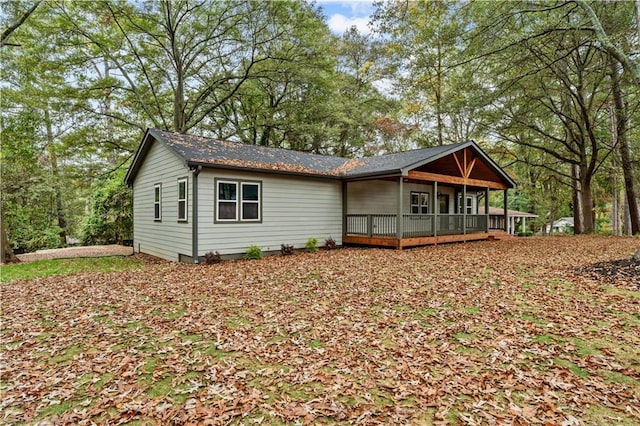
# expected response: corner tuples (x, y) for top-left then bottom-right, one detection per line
(125, 128), (516, 187)
(153, 129), (348, 176)
(343, 143), (468, 178)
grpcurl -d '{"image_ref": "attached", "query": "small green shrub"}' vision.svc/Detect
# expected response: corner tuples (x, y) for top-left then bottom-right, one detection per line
(281, 244), (294, 256)
(305, 237), (318, 253)
(245, 245), (262, 260)
(324, 237), (337, 250)
(203, 251), (222, 264)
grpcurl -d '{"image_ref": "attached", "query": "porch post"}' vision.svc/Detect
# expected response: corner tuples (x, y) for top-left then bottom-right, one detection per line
(522, 216), (527, 234)
(503, 190), (508, 233)
(433, 181), (438, 237)
(397, 177), (404, 241)
(342, 181), (347, 237)
(485, 187), (490, 232)
(462, 184), (467, 235)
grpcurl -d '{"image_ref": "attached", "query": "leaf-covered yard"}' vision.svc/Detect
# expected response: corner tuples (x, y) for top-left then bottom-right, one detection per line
(2, 236), (639, 425)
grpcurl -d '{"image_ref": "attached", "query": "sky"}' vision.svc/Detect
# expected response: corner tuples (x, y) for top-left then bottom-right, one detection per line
(315, 1), (377, 35)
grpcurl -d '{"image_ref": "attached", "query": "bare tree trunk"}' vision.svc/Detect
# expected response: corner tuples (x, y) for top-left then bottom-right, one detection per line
(612, 173), (619, 235)
(636, 0), (640, 44)
(610, 60), (640, 234)
(624, 192), (632, 235)
(44, 107), (67, 246)
(1, 213), (19, 264)
(580, 173), (595, 234)
(572, 164), (584, 234)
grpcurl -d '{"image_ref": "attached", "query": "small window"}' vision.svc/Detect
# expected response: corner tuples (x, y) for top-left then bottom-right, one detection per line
(241, 182), (260, 221)
(217, 181), (238, 221)
(410, 191), (429, 214)
(154, 184), (162, 221)
(466, 196), (473, 215)
(178, 178), (187, 222)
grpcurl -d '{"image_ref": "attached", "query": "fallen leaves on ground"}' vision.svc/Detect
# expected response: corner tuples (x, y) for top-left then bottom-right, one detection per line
(2, 236), (639, 425)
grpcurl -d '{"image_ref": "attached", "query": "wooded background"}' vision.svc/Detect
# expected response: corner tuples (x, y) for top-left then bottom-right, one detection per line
(1, 0), (639, 260)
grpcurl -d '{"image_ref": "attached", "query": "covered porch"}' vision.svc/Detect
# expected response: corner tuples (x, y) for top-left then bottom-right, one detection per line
(343, 213), (494, 249)
(341, 144), (516, 249)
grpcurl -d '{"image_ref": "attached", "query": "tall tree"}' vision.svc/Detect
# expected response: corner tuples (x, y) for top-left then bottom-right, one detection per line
(373, 0), (472, 145)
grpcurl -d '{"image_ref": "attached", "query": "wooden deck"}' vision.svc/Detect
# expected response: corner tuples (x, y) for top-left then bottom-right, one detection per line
(343, 232), (499, 249)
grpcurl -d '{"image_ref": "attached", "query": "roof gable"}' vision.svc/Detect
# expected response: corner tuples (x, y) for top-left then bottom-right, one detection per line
(125, 129), (516, 188)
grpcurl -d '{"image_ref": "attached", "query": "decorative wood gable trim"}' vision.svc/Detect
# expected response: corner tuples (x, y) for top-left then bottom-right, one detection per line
(406, 170), (509, 190)
(453, 148), (478, 178)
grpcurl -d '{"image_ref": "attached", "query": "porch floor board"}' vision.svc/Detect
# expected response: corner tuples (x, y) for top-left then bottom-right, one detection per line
(343, 232), (494, 249)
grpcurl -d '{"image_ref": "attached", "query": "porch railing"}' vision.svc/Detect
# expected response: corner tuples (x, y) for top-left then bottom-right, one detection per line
(345, 214), (488, 238)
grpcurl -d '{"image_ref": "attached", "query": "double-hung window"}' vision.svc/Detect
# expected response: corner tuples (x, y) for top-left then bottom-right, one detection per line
(217, 181), (238, 221)
(410, 191), (429, 214)
(216, 179), (261, 222)
(177, 178), (187, 222)
(241, 182), (260, 220)
(154, 184), (162, 221)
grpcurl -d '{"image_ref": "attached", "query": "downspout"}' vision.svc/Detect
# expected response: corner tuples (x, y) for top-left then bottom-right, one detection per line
(191, 165), (202, 264)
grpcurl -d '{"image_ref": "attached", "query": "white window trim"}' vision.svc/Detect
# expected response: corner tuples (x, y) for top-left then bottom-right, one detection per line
(154, 183), (162, 221)
(177, 178), (188, 222)
(466, 196), (473, 215)
(410, 191), (429, 215)
(240, 182), (261, 222)
(216, 180), (238, 222)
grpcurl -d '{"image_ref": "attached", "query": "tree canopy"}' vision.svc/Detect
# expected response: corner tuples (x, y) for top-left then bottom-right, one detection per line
(1, 0), (639, 259)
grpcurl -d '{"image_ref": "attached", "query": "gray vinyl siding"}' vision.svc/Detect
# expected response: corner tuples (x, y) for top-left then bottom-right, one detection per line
(347, 180), (459, 214)
(132, 141), (192, 261)
(198, 170), (342, 255)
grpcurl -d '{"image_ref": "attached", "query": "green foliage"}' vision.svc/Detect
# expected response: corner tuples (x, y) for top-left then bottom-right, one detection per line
(81, 168), (132, 245)
(0, 256), (141, 283)
(0, 111), (67, 251)
(305, 237), (318, 253)
(244, 245), (262, 260)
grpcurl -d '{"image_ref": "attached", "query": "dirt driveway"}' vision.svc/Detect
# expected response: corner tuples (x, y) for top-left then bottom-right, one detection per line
(16, 244), (134, 263)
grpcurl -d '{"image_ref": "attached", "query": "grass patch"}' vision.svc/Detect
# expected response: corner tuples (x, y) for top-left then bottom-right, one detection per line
(0, 256), (141, 282)
(163, 304), (186, 319)
(602, 286), (640, 299)
(453, 332), (477, 341)
(598, 370), (640, 394)
(553, 358), (589, 378)
(533, 333), (557, 344)
(38, 400), (74, 418)
(308, 339), (324, 349)
(225, 315), (251, 329)
(571, 338), (600, 357)
(49, 345), (84, 364)
(92, 372), (114, 391)
(147, 375), (175, 398)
